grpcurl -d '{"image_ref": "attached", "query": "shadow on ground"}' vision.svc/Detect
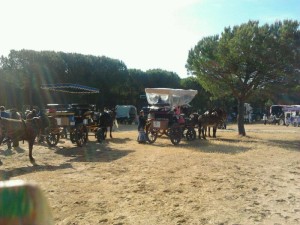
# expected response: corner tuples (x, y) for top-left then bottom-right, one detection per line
(54, 143), (134, 163)
(180, 138), (252, 154)
(0, 163), (72, 180)
(265, 139), (300, 152)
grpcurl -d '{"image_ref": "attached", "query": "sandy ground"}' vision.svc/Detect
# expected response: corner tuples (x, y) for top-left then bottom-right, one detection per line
(0, 123), (300, 225)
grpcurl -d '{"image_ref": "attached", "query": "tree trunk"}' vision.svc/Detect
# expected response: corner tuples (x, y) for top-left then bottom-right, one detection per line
(237, 99), (246, 136)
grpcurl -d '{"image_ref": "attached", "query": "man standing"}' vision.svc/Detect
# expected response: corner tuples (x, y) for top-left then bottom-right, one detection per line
(0, 106), (10, 118)
(137, 110), (147, 143)
(263, 114), (267, 125)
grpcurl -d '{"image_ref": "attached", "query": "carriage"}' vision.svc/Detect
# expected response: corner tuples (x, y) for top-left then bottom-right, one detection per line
(40, 83), (104, 147)
(144, 88), (198, 145)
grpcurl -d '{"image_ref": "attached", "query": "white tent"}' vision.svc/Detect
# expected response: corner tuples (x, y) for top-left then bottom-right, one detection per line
(145, 88), (197, 107)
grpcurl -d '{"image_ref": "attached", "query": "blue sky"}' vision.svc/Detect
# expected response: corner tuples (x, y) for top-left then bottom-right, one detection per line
(1, 0), (299, 78)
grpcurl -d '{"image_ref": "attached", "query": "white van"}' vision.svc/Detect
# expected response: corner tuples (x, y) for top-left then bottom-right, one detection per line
(115, 105), (137, 124)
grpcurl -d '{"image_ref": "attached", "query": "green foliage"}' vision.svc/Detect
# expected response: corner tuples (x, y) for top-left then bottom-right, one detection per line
(187, 19), (300, 135)
(0, 50), (185, 110)
(180, 77), (211, 111)
(125, 69), (181, 108)
(187, 20), (300, 101)
(145, 69), (181, 88)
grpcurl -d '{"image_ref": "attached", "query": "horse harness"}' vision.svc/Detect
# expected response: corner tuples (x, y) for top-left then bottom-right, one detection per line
(0, 117), (40, 141)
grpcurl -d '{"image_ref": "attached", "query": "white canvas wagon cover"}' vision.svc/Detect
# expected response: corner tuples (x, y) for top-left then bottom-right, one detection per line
(145, 88), (197, 107)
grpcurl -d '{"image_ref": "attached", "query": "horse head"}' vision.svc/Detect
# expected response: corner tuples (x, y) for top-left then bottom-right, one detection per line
(189, 113), (199, 126)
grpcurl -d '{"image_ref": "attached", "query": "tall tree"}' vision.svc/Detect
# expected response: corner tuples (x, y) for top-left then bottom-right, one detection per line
(146, 69), (181, 88)
(186, 20), (300, 136)
(180, 77), (212, 112)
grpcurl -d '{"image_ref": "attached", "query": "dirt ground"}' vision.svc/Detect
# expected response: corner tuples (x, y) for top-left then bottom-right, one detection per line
(1, 123), (300, 225)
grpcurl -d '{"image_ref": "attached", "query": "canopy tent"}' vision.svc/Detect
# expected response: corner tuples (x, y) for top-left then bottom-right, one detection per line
(145, 88), (198, 107)
(40, 83), (100, 94)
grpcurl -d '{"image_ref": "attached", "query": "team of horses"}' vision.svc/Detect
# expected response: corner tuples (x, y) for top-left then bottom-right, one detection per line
(0, 107), (226, 165)
(188, 108), (227, 139)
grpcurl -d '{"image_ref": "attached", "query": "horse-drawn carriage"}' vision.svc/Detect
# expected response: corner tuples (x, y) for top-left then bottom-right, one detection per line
(144, 88), (198, 145)
(41, 83), (105, 147)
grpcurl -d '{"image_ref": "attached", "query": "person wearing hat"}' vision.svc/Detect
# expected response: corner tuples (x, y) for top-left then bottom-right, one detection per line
(0, 106), (10, 118)
(137, 110), (147, 143)
(10, 108), (21, 120)
(26, 109), (38, 119)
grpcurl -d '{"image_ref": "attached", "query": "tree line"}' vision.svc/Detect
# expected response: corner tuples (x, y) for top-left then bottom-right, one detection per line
(187, 19), (300, 135)
(1, 20), (299, 136)
(0, 49), (212, 111)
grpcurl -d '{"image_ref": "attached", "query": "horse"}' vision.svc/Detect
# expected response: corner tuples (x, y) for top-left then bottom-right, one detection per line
(97, 108), (116, 139)
(198, 108), (227, 139)
(0, 115), (57, 164)
(188, 112), (200, 127)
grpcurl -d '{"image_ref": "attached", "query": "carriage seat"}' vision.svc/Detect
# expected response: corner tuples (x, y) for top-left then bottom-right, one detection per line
(148, 109), (174, 121)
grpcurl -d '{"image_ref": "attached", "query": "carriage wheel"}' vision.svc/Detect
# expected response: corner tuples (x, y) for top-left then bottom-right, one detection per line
(169, 126), (182, 145)
(96, 128), (105, 143)
(46, 133), (60, 147)
(70, 128), (76, 143)
(185, 128), (196, 141)
(146, 128), (158, 144)
(279, 119), (284, 126)
(75, 124), (88, 147)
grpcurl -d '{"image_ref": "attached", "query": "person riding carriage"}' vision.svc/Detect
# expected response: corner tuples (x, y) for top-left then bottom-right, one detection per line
(144, 88), (198, 145)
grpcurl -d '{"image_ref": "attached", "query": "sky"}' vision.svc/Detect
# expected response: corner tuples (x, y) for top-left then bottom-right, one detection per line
(1, 0), (300, 78)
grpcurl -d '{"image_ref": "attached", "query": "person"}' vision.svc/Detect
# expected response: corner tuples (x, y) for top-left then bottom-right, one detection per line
(173, 106), (185, 124)
(0, 106), (10, 118)
(0, 106), (12, 149)
(263, 114), (267, 125)
(26, 109), (38, 119)
(137, 110), (147, 143)
(9, 108), (22, 147)
(24, 109), (31, 119)
(10, 108), (21, 120)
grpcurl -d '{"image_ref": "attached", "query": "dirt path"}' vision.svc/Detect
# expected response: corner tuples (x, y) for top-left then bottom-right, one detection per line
(1, 124), (300, 225)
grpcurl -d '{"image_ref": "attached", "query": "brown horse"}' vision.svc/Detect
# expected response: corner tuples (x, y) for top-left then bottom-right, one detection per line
(0, 115), (57, 164)
(97, 108), (116, 139)
(198, 108), (227, 139)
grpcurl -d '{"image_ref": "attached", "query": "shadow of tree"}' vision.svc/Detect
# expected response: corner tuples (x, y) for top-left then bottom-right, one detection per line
(0, 163), (73, 180)
(265, 139), (300, 152)
(146, 137), (251, 154)
(54, 143), (134, 163)
(177, 137), (253, 154)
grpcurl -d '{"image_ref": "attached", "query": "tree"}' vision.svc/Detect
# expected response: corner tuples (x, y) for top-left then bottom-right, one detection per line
(146, 69), (181, 88)
(186, 20), (300, 136)
(180, 77), (212, 111)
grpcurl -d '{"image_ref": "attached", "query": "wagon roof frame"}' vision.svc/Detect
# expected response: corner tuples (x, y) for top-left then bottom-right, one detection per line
(40, 83), (100, 94)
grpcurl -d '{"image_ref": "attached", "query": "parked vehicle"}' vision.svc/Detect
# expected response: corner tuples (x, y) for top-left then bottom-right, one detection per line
(41, 83), (104, 146)
(115, 105), (137, 124)
(144, 88), (198, 145)
(270, 105), (300, 125)
(284, 111), (300, 127)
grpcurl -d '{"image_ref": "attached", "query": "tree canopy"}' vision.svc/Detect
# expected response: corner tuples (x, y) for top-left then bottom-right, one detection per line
(186, 20), (300, 135)
(0, 50), (197, 111)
